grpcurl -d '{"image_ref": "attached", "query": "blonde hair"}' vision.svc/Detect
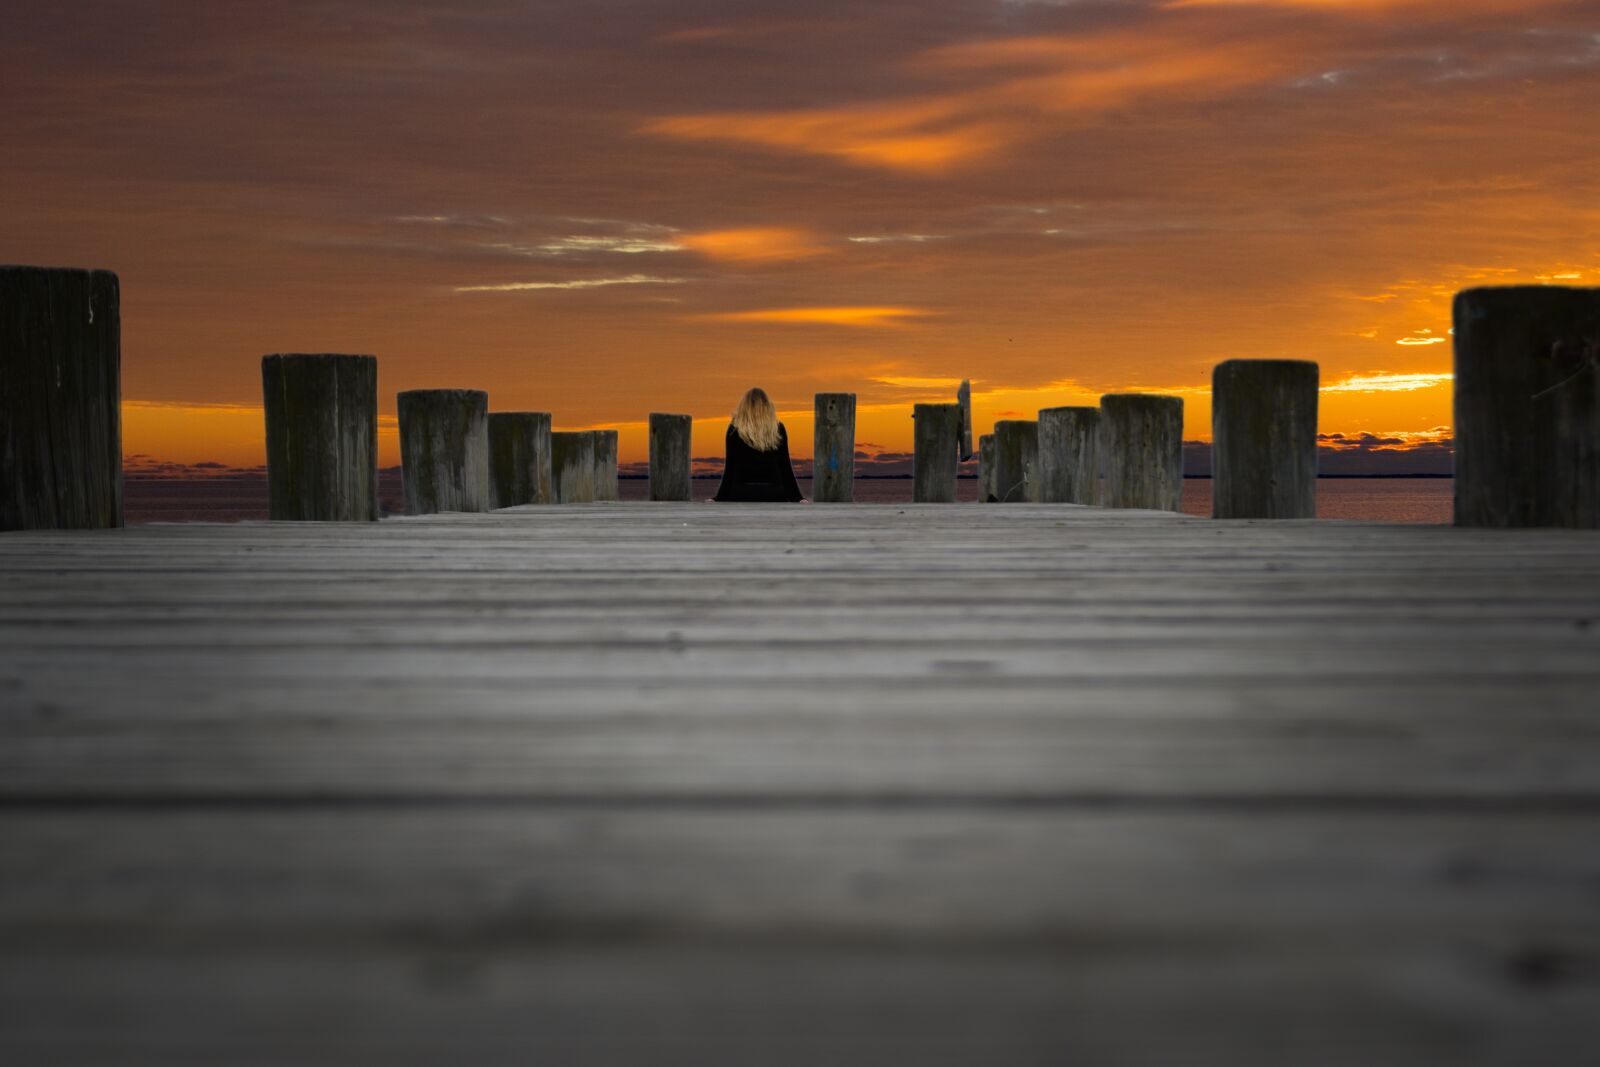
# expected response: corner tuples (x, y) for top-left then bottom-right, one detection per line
(731, 387), (782, 451)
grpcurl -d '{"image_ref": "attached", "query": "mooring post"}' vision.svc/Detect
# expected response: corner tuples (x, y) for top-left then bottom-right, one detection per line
(912, 403), (961, 503)
(591, 429), (619, 502)
(977, 434), (996, 502)
(992, 420), (1039, 503)
(1212, 360), (1318, 520)
(1454, 286), (1600, 528)
(1036, 407), (1100, 505)
(1101, 394), (1184, 511)
(1, 265), (121, 531)
(261, 354), (378, 521)
(813, 392), (857, 503)
(649, 413), (692, 502)
(551, 431), (596, 503)
(397, 389), (489, 514)
(488, 411), (553, 509)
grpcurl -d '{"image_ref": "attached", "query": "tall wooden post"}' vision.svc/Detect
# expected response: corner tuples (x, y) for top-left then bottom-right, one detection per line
(992, 420), (1039, 503)
(488, 411), (553, 509)
(261, 354), (377, 521)
(912, 403), (961, 503)
(551, 431), (596, 503)
(977, 434), (996, 502)
(1101, 394), (1184, 511)
(813, 393), (856, 503)
(1212, 360), (1318, 520)
(398, 389), (489, 515)
(1455, 287), (1600, 528)
(591, 429), (619, 502)
(1036, 407), (1100, 505)
(1, 266), (121, 531)
(649, 413), (692, 502)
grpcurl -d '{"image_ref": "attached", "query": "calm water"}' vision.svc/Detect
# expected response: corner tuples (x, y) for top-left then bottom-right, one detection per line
(125, 475), (1453, 524)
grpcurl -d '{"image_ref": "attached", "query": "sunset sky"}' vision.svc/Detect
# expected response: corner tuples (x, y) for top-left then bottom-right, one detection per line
(5, 0), (1598, 471)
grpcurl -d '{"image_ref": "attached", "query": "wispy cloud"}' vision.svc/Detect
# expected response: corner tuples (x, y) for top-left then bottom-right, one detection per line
(848, 234), (948, 244)
(678, 227), (831, 262)
(454, 275), (686, 292)
(1323, 371), (1453, 392)
(693, 306), (934, 326)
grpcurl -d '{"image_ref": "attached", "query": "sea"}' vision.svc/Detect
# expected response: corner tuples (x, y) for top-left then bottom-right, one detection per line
(123, 475), (1455, 524)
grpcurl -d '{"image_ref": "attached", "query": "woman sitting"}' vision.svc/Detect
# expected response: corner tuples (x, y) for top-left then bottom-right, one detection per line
(712, 387), (806, 502)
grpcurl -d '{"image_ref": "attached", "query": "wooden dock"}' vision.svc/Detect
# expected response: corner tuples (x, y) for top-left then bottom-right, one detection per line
(3, 503), (1599, 1065)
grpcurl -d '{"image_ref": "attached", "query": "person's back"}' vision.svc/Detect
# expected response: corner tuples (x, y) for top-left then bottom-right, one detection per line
(713, 388), (805, 503)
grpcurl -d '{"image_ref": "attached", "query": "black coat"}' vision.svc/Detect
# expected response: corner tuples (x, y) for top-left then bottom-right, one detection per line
(713, 423), (804, 502)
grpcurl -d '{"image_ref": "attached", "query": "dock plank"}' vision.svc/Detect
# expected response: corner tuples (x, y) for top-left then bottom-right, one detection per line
(2, 503), (1598, 1065)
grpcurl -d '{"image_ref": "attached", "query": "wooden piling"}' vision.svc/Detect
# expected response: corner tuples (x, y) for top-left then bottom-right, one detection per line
(260, 354), (378, 521)
(0, 265), (121, 531)
(813, 393), (857, 503)
(1101, 394), (1184, 511)
(992, 420), (1040, 503)
(912, 403), (961, 503)
(1211, 360), (1318, 520)
(487, 411), (553, 509)
(1454, 286), (1600, 528)
(397, 389), (489, 515)
(1036, 407), (1099, 505)
(591, 430), (619, 502)
(649, 413), (693, 502)
(551, 431), (596, 503)
(977, 434), (996, 502)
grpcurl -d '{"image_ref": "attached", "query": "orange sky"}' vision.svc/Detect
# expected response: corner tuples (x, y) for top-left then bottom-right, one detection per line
(6, 0), (1598, 469)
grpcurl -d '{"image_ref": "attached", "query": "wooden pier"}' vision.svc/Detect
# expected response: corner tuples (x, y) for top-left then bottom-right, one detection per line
(2, 502), (1599, 1065)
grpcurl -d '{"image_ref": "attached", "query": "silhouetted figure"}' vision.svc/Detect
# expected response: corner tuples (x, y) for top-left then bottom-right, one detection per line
(713, 387), (805, 502)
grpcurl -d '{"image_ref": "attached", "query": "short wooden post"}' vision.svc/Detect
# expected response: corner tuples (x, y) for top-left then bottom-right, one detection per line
(977, 434), (996, 502)
(591, 429), (619, 502)
(912, 403), (961, 503)
(1212, 360), (1318, 520)
(1, 266), (121, 531)
(261, 354), (377, 521)
(397, 389), (489, 514)
(551, 431), (596, 503)
(488, 411), (553, 509)
(649, 413), (692, 502)
(1101, 394), (1184, 511)
(1036, 407), (1100, 505)
(992, 420), (1039, 503)
(1454, 286), (1600, 528)
(813, 393), (856, 503)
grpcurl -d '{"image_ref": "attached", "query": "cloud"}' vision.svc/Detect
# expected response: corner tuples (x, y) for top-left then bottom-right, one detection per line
(644, 24), (1307, 171)
(870, 375), (969, 389)
(848, 234), (948, 244)
(1322, 371), (1453, 392)
(678, 227), (831, 262)
(692, 306), (935, 327)
(532, 235), (684, 255)
(453, 275), (686, 292)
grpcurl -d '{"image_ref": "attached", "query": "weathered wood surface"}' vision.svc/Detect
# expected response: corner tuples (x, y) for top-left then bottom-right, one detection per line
(648, 413), (692, 502)
(1037, 406), (1100, 505)
(1212, 360), (1319, 520)
(397, 389), (489, 514)
(912, 403), (960, 503)
(992, 419), (1039, 503)
(263, 354), (378, 521)
(812, 393), (856, 503)
(1102, 393), (1184, 512)
(591, 429), (620, 502)
(0, 265), (121, 531)
(2, 506), (1599, 1066)
(1454, 286), (1600, 528)
(488, 411), (552, 508)
(550, 431), (596, 503)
